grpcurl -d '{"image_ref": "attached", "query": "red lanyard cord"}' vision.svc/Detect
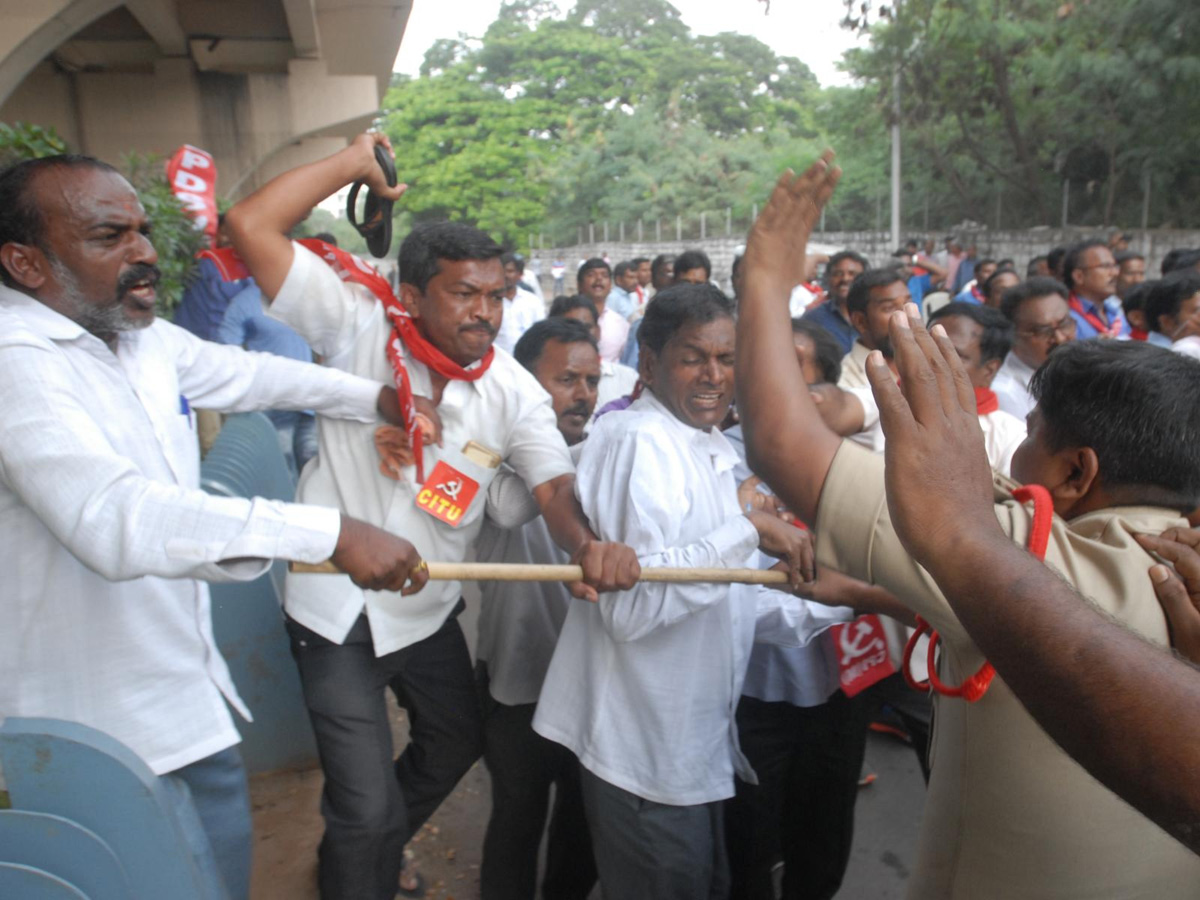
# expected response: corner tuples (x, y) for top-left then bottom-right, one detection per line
(902, 484), (1054, 702)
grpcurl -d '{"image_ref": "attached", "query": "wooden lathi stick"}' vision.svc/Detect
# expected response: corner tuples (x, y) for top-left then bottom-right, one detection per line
(289, 560), (788, 585)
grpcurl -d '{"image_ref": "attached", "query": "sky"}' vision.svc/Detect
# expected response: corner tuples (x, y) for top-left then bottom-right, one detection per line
(392, 0), (863, 88)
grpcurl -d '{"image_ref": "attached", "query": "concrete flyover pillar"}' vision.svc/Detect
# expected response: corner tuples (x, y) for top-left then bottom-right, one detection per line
(0, 0), (412, 198)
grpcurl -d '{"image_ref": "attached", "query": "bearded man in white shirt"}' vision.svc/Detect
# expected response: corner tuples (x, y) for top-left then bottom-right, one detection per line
(224, 132), (639, 900)
(0, 154), (431, 900)
(533, 282), (855, 900)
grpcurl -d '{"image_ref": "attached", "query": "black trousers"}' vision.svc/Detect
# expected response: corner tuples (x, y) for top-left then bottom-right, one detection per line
(727, 691), (871, 900)
(864, 671), (933, 782)
(478, 667), (596, 900)
(286, 606), (484, 900)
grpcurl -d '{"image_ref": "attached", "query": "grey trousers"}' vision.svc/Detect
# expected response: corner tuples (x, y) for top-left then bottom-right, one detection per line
(580, 767), (730, 900)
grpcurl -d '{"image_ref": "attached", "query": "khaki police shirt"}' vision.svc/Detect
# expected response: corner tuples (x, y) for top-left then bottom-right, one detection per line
(837, 340), (873, 390)
(815, 440), (1200, 900)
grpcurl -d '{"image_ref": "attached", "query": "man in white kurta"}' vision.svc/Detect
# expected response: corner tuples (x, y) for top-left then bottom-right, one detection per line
(0, 155), (425, 900)
(476, 317), (604, 900)
(533, 284), (847, 899)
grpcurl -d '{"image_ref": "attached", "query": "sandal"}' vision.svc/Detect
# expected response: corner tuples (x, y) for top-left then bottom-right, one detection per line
(347, 143), (397, 259)
(396, 871), (426, 899)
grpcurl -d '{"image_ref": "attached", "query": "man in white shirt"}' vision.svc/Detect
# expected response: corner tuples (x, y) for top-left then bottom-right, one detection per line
(546, 294), (639, 410)
(926, 302), (1027, 477)
(476, 317), (602, 900)
(993, 277), (1076, 420)
(502, 250), (543, 303)
(494, 251), (544, 355)
(838, 267), (910, 392)
(577, 257), (629, 362)
(224, 132), (638, 900)
(0, 154), (429, 900)
(632, 256), (652, 307)
(533, 283), (851, 900)
(1144, 270), (1200, 351)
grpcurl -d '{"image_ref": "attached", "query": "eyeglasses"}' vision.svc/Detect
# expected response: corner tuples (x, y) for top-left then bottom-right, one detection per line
(1018, 317), (1077, 341)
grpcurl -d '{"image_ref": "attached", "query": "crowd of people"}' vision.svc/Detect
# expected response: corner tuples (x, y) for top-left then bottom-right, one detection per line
(3, 132), (1200, 900)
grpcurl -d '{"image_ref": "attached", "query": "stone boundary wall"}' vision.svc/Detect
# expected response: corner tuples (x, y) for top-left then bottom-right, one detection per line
(528, 229), (1200, 296)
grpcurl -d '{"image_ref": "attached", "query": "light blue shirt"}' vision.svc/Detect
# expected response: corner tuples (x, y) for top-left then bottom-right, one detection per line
(217, 282), (313, 363)
(606, 285), (636, 319)
(1069, 294), (1130, 340)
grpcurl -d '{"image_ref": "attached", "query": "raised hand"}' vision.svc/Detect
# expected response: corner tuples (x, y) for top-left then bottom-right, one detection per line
(1137, 527), (1200, 663)
(742, 151), (841, 295)
(349, 132), (407, 203)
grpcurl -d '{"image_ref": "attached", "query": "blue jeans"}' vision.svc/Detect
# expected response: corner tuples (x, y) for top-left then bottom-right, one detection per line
(161, 746), (253, 900)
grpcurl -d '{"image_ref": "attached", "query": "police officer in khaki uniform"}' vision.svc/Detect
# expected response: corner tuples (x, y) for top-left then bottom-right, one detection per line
(735, 154), (1200, 899)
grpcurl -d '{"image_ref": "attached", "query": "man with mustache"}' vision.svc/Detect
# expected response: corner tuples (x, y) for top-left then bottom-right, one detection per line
(475, 317), (603, 900)
(224, 132), (639, 900)
(0, 154), (432, 900)
(836, 268), (909, 452)
(1063, 238), (1129, 339)
(801, 250), (867, 353)
(577, 257), (629, 363)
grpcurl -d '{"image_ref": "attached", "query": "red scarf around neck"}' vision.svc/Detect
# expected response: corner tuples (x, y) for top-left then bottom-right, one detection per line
(974, 386), (999, 416)
(201, 240), (494, 481)
(1068, 292), (1123, 339)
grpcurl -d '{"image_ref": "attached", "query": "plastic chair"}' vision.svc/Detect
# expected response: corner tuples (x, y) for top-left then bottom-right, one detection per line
(0, 718), (222, 900)
(0, 810), (131, 899)
(201, 412), (319, 773)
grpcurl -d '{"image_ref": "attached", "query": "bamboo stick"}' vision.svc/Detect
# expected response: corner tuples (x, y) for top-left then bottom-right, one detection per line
(289, 560), (788, 585)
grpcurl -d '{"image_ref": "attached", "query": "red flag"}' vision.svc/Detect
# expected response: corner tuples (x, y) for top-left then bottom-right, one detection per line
(831, 615), (896, 697)
(166, 145), (218, 245)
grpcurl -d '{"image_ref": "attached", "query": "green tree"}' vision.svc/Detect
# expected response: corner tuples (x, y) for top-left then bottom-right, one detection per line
(839, 0), (1200, 228)
(382, 0), (823, 247)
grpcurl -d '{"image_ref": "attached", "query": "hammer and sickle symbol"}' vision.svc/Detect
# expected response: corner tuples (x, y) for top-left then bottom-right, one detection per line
(840, 618), (884, 665)
(437, 477), (464, 500)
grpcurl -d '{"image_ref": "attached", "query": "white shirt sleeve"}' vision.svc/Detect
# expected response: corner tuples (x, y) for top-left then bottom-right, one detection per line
(752, 585), (854, 646)
(0, 341), (341, 583)
(165, 320), (382, 421)
(268, 241), (383, 360)
(577, 422), (760, 642)
(484, 466), (542, 530)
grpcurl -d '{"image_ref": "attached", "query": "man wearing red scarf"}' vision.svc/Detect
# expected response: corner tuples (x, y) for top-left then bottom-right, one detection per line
(224, 132), (639, 900)
(1063, 239), (1130, 340)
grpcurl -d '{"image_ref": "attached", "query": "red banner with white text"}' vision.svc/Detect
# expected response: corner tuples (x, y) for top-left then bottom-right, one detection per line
(166, 145), (218, 245)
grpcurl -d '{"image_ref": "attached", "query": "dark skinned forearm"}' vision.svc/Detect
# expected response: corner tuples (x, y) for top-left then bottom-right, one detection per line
(736, 163), (843, 526)
(926, 529), (1200, 853)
